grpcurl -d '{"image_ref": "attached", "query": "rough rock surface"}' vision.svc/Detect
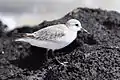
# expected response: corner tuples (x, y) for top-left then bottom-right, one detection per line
(1, 8), (120, 80)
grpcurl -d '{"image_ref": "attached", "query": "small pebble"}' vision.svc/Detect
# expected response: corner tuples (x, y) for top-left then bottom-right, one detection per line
(1, 51), (4, 54)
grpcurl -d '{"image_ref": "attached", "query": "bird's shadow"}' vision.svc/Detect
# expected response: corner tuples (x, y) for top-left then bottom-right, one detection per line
(10, 45), (47, 70)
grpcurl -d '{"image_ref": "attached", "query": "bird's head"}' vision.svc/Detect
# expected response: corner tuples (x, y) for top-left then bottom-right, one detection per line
(66, 19), (89, 34)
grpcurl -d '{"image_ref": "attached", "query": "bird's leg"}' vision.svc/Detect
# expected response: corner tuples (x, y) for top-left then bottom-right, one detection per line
(45, 49), (49, 62)
(51, 50), (68, 66)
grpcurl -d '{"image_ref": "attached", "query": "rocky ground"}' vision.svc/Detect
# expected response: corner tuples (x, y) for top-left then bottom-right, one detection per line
(0, 8), (120, 80)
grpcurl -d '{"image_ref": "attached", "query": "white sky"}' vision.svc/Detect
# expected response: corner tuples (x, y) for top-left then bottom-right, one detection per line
(0, 0), (120, 31)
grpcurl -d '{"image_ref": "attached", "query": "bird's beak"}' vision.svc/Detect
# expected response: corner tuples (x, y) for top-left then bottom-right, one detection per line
(81, 28), (90, 34)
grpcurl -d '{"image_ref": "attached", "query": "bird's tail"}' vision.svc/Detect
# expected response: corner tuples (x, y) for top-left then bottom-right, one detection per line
(15, 38), (29, 42)
(15, 33), (34, 42)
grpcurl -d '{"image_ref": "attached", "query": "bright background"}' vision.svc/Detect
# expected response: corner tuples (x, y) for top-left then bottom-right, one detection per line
(0, 0), (120, 31)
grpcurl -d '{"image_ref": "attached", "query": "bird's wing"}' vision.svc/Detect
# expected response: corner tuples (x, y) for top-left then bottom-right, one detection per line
(26, 24), (67, 41)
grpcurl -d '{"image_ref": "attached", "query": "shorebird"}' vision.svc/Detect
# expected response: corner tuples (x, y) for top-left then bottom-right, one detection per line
(15, 19), (89, 66)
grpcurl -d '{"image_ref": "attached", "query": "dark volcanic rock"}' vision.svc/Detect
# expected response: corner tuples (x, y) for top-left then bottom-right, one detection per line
(1, 8), (120, 80)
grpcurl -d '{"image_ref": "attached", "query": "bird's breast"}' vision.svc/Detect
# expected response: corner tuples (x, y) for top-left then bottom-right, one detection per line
(57, 30), (77, 47)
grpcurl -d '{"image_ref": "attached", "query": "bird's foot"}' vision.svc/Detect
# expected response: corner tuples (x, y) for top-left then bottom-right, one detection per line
(59, 62), (68, 66)
(54, 57), (68, 66)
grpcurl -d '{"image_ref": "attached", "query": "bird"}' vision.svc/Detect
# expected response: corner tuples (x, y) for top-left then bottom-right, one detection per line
(15, 19), (89, 66)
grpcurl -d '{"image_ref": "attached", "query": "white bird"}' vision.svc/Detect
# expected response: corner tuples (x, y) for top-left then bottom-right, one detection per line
(15, 19), (89, 66)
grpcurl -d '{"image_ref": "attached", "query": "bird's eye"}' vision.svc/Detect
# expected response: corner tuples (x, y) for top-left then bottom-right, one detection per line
(75, 24), (79, 26)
